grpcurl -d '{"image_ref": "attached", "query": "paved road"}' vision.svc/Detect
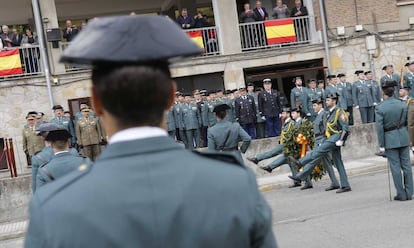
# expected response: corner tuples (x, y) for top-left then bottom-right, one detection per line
(266, 169), (414, 248)
(5, 169), (414, 248)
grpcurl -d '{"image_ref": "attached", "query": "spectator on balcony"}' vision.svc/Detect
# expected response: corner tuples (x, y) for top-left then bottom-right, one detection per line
(62, 19), (79, 42)
(272, 0), (290, 19)
(21, 28), (39, 74)
(291, 0), (309, 42)
(239, 3), (255, 23)
(11, 28), (23, 47)
(194, 11), (208, 28)
(176, 8), (195, 29)
(253, 1), (269, 21)
(239, 3), (256, 48)
(0, 25), (13, 47)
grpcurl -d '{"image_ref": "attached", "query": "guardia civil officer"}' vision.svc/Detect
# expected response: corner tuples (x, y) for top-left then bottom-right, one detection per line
(337, 73), (354, 125)
(25, 15), (276, 248)
(235, 87), (257, 139)
(380, 65), (400, 98)
(352, 70), (375, 124)
(207, 104), (251, 162)
(290, 76), (309, 115)
(36, 129), (91, 189)
(404, 61), (414, 99)
(375, 80), (413, 201)
(289, 93), (351, 193)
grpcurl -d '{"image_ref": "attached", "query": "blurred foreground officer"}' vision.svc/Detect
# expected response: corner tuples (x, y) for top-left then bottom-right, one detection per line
(36, 129), (91, 189)
(25, 15), (277, 248)
(375, 81), (413, 201)
(207, 104), (251, 162)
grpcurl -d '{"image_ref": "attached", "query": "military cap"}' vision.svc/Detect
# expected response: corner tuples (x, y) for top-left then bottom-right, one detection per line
(26, 115), (36, 120)
(290, 107), (301, 113)
(193, 89), (200, 95)
(60, 16), (201, 66)
(45, 129), (73, 141)
(326, 92), (339, 99)
(224, 90), (232, 95)
(208, 90), (216, 95)
(79, 101), (89, 105)
(337, 73), (345, 78)
(401, 84), (410, 90)
(183, 93), (192, 97)
(63, 110), (71, 114)
(247, 82), (254, 87)
(282, 107), (291, 113)
(199, 89), (207, 96)
(36, 112), (45, 117)
(52, 105), (64, 110)
(381, 80), (397, 88)
(307, 78), (316, 83)
(239, 87), (246, 91)
(216, 89), (223, 93)
(81, 106), (90, 112)
(36, 123), (61, 135)
(354, 70), (364, 75)
(231, 89), (238, 93)
(254, 87), (262, 92)
(382, 65), (393, 70)
(263, 78), (272, 83)
(27, 111), (38, 116)
(326, 75), (336, 79)
(406, 61), (414, 66)
(312, 98), (323, 104)
(364, 71), (372, 75)
(213, 104), (230, 113)
(317, 80), (325, 84)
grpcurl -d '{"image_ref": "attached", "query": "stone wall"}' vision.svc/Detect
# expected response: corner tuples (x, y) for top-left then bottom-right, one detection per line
(0, 176), (31, 222)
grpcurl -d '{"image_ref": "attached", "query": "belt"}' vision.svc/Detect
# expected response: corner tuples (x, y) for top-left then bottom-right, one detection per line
(384, 125), (406, 132)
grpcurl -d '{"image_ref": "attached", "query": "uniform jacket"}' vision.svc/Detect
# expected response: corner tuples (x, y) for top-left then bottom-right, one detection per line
(406, 98), (414, 146)
(325, 84), (347, 110)
(325, 106), (349, 143)
(36, 152), (90, 189)
(50, 117), (76, 145)
(74, 111), (96, 123)
(306, 88), (319, 116)
(375, 97), (409, 149)
(22, 126), (45, 156)
(290, 87), (309, 114)
(235, 95), (257, 125)
(181, 103), (201, 130)
(404, 72), (414, 98)
(259, 90), (281, 118)
(25, 136), (276, 248)
(76, 117), (103, 146)
(368, 80), (382, 103)
(173, 103), (184, 130)
(352, 80), (375, 107)
(313, 109), (327, 146)
(166, 108), (176, 132)
(337, 81), (353, 107)
(207, 120), (251, 153)
(202, 101), (217, 127)
(225, 98), (236, 122)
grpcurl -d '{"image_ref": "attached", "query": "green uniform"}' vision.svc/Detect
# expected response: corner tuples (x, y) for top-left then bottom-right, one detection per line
(296, 106), (350, 188)
(404, 71), (414, 99)
(166, 107), (176, 138)
(207, 120), (251, 162)
(375, 97), (413, 200)
(23, 126), (45, 157)
(305, 88), (318, 120)
(76, 117), (103, 161)
(202, 100), (217, 127)
(26, 136), (276, 247)
(290, 87), (309, 115)
(36, 151), (90, 189)
(352, 79), (375, 123)
(181, 102), (202, 149)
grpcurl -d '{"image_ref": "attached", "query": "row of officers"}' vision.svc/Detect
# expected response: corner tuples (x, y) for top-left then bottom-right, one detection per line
(22, 103), (107, 164)
(167, 62), (414, 150)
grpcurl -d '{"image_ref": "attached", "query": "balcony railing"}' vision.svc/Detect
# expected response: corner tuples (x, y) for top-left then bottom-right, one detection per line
(183, 26), (220, 56)
(0, 45), (43, 81)
(239, 15), (314, 51)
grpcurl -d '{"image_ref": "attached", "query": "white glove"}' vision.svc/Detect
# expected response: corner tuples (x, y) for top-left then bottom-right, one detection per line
(335, 140), (344, 146)
(411, 146), (414, 152)
(261, 116), (266, 121)
(306, 113), (311, 116)
(379, 147), (385, 153)
(355, 105), (359, 109)
(373, 102), (377, 106)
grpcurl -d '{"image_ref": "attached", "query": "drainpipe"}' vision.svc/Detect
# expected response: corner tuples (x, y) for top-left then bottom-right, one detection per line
(32, 0), (54, 112)
(318, 0), (332, 74)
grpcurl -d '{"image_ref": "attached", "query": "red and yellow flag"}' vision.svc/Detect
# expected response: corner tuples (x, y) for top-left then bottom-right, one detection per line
(0, 49), (23, 76)
(187, 30), (204, 49)
(264, 19), (297, 45)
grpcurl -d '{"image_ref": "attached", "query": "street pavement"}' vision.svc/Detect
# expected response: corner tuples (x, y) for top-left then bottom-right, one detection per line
(3, 163), (414, 248)
(267, 169), (414, 248)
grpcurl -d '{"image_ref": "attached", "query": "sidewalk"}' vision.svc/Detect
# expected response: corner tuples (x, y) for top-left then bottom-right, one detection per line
(0, 156), (391, 242)
(258, 155), (389, 191)
(0, 220), (27, 241)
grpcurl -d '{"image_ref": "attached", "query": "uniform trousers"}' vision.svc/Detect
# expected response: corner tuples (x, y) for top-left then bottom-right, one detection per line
(347, 106), (354, 125)
(256, 145), (283, 161)
(386, 146), (413, 200)
(265, 117), (280, 137)
(256, 122), (266, 139)
(242, 123), (256, 140)
(82, 144), (100, 161)
(297, 140), (349, 187)
(185, 129), (200, 149)
(359, 106), (374, 124)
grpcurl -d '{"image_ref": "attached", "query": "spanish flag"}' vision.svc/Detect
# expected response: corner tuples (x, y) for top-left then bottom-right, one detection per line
(0, 49), (23, 76)
(187, 30), (204, 49)
(265, 19), (296, 45)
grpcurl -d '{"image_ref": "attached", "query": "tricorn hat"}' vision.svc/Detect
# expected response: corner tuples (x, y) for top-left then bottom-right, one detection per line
(45, 129), (73, 141)
(213, 104), (230, 113)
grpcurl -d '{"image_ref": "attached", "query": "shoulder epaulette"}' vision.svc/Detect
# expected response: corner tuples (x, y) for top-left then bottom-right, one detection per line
(192, 150), (244, 167)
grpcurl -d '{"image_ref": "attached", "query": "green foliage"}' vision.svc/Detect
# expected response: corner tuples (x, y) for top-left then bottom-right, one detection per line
(283, 118), (326, 181)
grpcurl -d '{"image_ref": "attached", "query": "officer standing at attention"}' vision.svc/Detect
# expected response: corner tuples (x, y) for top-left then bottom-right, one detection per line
(36, 129), (91, 189)
(380, 65), (401, 98)
(404, 61), (414, 98)
(290, 76), (309, 115)
(365, 71), (382, 106)
(325, 74), (346, 110)
(337, 73), (354, 125)
(289, 93), (351, 193)
(375, 81), (413, 201)
(305, 79), (318, 121)
(166, 105), (176, 139)
(25, 15), (276, 248)
(50, 105), (77, 147)
(235, 87), (257, 139)
(23, 113), (45, 159)
(352, 70), (376, 124)
(76, 106), (104, 161)
(207, 104), (251, 162)
(181, 93), (202, 149)
(258, 78), (282, 137)
(74, 102), (95, 123)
